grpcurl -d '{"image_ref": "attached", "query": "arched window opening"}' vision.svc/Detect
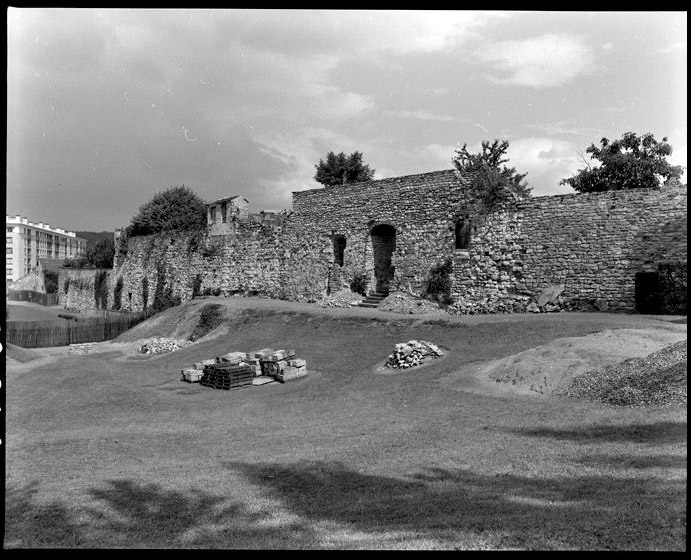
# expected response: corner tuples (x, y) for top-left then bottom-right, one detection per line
(333, 235), (346, 267)
(455, 219), (471, 249)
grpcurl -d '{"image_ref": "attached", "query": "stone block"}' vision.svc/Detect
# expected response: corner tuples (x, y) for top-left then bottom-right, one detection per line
(219, 351), (246, 364)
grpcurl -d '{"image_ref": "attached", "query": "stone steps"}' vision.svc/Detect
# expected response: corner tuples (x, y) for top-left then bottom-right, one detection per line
(357, 291), (389, 309)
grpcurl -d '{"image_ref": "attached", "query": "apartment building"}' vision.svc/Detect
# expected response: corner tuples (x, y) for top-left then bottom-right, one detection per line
(5, 215), (87, 283)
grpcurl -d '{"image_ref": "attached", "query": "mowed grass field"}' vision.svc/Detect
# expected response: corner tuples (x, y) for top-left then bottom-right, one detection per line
(5, 300), (687, 550)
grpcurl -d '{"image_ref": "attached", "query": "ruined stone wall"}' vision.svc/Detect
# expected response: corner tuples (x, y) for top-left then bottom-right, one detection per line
(109, 170), (686, 314)
(517, 185), (687, 311)
(58, 267), (112, 311)
(292, 170), (475, 296)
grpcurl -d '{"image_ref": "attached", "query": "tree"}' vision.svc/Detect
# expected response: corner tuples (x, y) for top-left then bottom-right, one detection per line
(314, 151), (375, 186)
(453, 139), (531, 206)
(129, 185), (207, 237)
(560, 132), (684, 193)
(85, 239), (115, 269)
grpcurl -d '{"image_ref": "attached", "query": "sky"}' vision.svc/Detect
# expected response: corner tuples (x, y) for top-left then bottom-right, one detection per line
(6, 9), (687, 232)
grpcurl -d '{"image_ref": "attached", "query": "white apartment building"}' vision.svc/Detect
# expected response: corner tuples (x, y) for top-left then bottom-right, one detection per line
(6, 215), (87, 283)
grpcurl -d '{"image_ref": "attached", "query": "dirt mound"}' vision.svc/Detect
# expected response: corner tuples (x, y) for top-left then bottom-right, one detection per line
(5, 343), (46, 363)
(558, 340), (687, 407)
(472, 326), (687, 398)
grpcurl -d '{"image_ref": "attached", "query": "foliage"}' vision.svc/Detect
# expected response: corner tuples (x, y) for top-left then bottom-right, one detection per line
(453, 140), (531, 207)
(350, 271), (369, 296)
(94, 271), (110, 310)
(113, 277), (124, 311)
(129, 185), (207, 237)
(314, 151), (375, 186)
(560, 132), (685, 193)
(425, 259), (454, 305)
(142, 277), (149, 309)
(658, 261), (687, 315)
(63, 238), (115, 269)
(189, 303), (225, 341)
(44, 270), (59, 294)
(191, 274), (203, 298)
(150, 264), (181, 315)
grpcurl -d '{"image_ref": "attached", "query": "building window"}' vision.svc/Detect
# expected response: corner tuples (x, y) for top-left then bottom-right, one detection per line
(332, 235), (346, 267)
(221, 202), (227, 223)
(6, 257), (12, 264)
(6, 268), (12, 275)
(209, 206), (217, 223)
(6, 236), (12, 243)
(455, 219), (471, 249)
(6, 247), (12, 254)
(7, 227), (13, 233)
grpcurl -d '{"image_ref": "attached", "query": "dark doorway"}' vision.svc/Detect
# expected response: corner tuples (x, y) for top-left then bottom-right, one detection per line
(455, 219), (471, 249)
(371, 224), (396, 294)
(332, 235), (346, 267)
(635, 272), (661, 314)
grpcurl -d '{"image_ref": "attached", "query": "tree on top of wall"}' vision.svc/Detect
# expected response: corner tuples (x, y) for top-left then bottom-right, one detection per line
(129, 185), (207, 237)
(453, 140), (531, 207)
(314, 151), (375, 186)
(559, 132), (685, 193)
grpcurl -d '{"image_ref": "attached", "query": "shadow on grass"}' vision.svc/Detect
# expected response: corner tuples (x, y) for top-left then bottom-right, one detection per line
(5, 458), (686, 550)
(4, 479), (316, 549)
(503, 421), (687, 445)
(223, 459), (686, 550)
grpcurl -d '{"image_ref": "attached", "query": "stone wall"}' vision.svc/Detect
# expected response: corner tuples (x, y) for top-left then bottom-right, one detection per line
(110, 170), (687, 314)
(516, 186), (687, 311)
(58, 267), (113, 311)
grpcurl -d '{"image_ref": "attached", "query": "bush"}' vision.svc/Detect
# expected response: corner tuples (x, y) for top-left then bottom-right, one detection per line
(190, 304), (225, 341)
(142, 277), (149, 309)
(43, 270), (59, 294)
(350, 271), (369, 296)
(425, 259), (454, 304)
(94, 270), (109, 310)
(151, 264), (181, 314)
(63, 278), (71, 294)
(191, 274), (203, 297)
(113, 277), (124, 310)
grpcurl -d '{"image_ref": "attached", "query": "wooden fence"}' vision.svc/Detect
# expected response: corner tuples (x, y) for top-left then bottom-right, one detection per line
(5, 311), (148, 348)
(7, 290), (58, 306)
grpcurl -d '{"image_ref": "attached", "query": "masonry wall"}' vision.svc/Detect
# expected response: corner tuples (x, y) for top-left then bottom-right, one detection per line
(517, 186), (687, 311)
(58, 268), (112, 311)
(109, 170), (687, 314)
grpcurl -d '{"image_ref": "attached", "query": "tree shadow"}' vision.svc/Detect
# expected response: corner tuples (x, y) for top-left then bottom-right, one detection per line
(4, 478), (317, 549)
(224, 459), (686, 550)
(503, 421), (687, 445)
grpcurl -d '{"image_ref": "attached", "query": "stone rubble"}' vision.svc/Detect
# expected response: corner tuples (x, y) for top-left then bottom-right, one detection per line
(385, 340), (444, 369)
(377, 291), (445, 315)
(67, 342), (100, 355)
(139, 337), (193, 355)
(316, 288), (362, 308)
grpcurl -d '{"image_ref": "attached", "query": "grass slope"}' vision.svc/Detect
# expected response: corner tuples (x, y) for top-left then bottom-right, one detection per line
(4, 303), (687, 550)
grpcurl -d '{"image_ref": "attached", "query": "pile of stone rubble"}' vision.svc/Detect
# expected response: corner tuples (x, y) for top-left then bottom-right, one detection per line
(377, 291), (444, 315)
(385, 340), (444, 369)
(180, 347), (308, 388)
(139, 337), (194, 355)
(67, 342), (99, 355)
(316, 288), (362, 308)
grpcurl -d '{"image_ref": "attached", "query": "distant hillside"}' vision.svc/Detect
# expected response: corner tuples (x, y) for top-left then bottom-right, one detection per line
(76, 231), (114, 249)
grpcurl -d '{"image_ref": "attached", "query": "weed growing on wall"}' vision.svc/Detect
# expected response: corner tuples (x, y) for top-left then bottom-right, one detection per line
(94, 271), (110, 310)
(350, 271), (369, 296)
(142, 276), (149, 309)
(425, 259), (454, 305)
(113, 277), (124, 310)
(150, 264), (181, 315)
(189, 303), (225, 341)
(63, 278), (71, 294)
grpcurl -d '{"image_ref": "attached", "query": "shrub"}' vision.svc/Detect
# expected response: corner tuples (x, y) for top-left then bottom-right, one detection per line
(191, 274), (203, 297)
(94, 270), (110, 310)
(151, 264), (181, 314)
(142, 276), (149, 309)
(350, 271), (369, 296)
(63, 278), (71, 295)
(425, 259), (454, 304)
(190, 304), (225, 341)
(113, 277), (124, 310)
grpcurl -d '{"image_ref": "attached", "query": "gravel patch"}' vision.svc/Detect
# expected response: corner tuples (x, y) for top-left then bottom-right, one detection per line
(557, 339), (687, 407)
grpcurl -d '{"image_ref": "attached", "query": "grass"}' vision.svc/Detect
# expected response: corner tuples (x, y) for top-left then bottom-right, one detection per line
(4, 301), (687, 550)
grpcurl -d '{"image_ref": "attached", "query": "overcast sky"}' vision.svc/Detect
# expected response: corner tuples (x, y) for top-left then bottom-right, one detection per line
(7, 9), (687, 232)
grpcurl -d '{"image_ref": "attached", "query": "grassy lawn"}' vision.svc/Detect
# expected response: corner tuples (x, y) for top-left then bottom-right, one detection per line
(5, 303), (687, 550)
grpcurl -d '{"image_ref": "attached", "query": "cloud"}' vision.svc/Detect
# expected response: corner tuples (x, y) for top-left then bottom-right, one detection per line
(525, 121), (605, 137)
(384, 110), (461, 123)
(505, 137), (587, 195)
(477, 34), (595, 88)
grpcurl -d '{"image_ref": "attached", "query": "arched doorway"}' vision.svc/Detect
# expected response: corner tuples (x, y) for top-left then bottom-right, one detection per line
(371, 224), (396, 294)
